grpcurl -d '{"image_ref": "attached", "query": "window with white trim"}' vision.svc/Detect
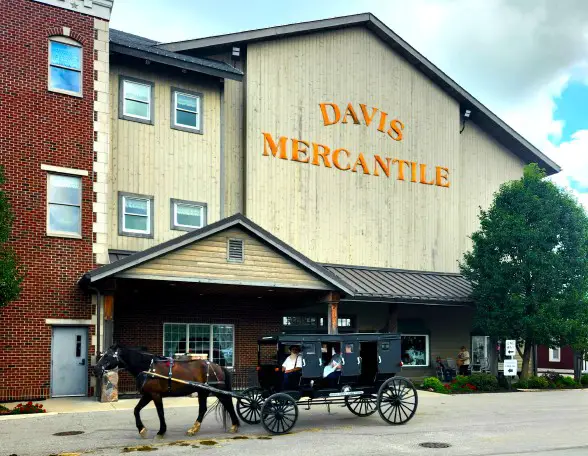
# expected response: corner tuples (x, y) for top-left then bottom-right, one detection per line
(163, 323), (234, 367)
(119, 193), (153, 238)
(47, 173), (82, 237)
(171, 88), (202, 133)
(120, 77), (153, 123)
(171, 199), (206, 231)
(549, 346), (561, 362)
(401, 334), (429, 367)
(49, 37), (82, 96)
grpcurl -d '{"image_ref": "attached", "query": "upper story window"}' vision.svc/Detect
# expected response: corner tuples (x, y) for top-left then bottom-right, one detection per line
(47, 173), (82, 237)
(118, 192), (154, 238)
(48, 37), (82, 97)
(171, 88), (202, 134)
(170, 199), (207, 231)
(119, 76), (154, 125)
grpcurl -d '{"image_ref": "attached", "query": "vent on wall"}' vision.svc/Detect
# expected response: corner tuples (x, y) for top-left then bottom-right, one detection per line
(227, 238), (244, 262)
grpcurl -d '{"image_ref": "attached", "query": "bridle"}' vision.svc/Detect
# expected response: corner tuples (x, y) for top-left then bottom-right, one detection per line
(97, 347), (128, 376)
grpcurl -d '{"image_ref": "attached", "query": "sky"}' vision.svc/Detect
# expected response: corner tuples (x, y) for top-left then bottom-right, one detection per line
(110, 0), (588, 209)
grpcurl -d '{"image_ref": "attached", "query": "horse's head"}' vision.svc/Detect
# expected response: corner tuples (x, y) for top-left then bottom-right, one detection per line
(93, 343), (124, 377)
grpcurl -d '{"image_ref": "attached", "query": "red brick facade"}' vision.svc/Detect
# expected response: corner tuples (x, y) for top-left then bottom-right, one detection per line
(0, 0), (96, 401)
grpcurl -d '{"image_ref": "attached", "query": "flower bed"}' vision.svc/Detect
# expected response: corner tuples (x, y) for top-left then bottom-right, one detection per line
(0, 401), (46, 415)
(422, 373), (500, 394)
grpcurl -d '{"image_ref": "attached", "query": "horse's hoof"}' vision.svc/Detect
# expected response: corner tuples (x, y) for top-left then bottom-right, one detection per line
(155, 434), (165, 440)
(186, 421), (201, 436)
(186, 430), (194, 437)
(229, 425), (239, 434)
(139, 428), (148, 439)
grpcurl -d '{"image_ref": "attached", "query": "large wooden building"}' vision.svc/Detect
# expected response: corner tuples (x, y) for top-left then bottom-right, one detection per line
(0, 1), (561, 400)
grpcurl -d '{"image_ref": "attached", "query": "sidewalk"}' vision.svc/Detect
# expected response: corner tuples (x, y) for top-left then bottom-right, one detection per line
(0, 395), (205, 420)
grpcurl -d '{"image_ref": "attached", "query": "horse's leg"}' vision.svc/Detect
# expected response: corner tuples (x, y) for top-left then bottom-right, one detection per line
(218, 394), (240, 433)
(152, 393), (167, 439)
(134, 394), (152, 438)
(186, 391), (208, 436)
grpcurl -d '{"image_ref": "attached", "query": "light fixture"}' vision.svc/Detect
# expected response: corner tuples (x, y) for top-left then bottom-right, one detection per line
(232, 47), (240, 57)
(464, 109), (471, 118)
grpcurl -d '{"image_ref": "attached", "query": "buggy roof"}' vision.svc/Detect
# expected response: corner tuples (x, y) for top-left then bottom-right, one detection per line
(258, 333), (400, 344)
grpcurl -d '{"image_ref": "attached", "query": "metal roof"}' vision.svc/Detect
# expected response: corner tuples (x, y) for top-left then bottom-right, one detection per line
(323, 264), (473, 304)
(157, 13), (560, 175)
(109, 29), (243, 81)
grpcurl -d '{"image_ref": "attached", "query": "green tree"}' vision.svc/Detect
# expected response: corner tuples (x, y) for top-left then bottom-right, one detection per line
(0, 166), (23, 308)
(459, 163), (588, 379)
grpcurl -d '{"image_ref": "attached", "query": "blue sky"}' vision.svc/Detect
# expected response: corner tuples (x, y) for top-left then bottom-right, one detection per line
(110, 0), (588, 209)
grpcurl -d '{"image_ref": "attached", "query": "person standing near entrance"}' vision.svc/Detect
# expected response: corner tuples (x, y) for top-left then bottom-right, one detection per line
(457, 345), (470, 375)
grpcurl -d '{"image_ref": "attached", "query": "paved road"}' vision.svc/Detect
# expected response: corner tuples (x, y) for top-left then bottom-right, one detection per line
(1, 389), (588, 456)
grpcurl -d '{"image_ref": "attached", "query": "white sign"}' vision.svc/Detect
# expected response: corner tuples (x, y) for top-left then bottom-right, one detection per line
(503, 359), (517, 376)
(505, 340), (516, 357)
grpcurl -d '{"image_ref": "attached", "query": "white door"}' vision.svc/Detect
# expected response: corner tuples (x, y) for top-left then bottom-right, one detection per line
(51, 326), (88, 397)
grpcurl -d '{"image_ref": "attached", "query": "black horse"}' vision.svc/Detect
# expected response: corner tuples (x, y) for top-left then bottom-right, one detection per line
(93, 344), (240, 438)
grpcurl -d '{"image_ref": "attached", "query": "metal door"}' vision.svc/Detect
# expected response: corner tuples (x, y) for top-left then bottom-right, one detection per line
(51, 326), (88, 397)
(377, 338), (402, 374)
(301, 341), (322, 378)
(341, 340), (361, 376)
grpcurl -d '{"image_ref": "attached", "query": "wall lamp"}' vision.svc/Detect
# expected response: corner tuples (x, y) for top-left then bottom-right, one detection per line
(460, 109), (472, 134)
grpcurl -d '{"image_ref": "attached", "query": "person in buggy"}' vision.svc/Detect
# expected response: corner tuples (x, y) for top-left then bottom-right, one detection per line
(322, 344), (352, 387)
(281, 345), (302, 389)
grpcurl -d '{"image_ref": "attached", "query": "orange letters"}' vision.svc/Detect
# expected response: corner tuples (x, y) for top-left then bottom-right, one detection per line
(333, 148), (351, 171)
(291, 139), (310, 163)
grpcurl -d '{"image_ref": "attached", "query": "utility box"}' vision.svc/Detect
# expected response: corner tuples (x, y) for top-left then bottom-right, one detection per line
(100, 370), (118, 402)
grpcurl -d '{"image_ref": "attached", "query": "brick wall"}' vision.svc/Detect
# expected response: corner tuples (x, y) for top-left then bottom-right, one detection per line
(113, 286), (282, 393)
(0, 0), (96, 401)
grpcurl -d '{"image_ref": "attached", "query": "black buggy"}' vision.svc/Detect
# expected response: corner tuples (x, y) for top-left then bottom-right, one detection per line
(235, 333), (418, 434)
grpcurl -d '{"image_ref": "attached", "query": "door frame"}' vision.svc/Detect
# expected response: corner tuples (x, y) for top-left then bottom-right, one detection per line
(50, 324), (90, 397)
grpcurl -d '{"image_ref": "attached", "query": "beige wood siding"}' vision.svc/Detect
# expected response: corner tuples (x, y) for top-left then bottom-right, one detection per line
(244, 27), (525, 272)
(109, 63), (222, 252)
(223, 78), (244, 216)
(121, 227), (332, 290)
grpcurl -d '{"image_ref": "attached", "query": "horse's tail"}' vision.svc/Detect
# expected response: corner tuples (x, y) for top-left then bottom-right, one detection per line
(204, 366), (234, 431)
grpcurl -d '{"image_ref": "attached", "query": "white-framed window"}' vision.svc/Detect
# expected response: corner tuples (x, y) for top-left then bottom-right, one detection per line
(118, 192), (153, 238)
(47, 173), (82, 237)
(170, 199), (206, 231)
(171, 88), (202, 133)
(549, 346), (561, 362)
(163, 323), (234, 367)
(119, 76), (154, 124)
(401, 334), (429, 367)
(48, 36), (82, 97)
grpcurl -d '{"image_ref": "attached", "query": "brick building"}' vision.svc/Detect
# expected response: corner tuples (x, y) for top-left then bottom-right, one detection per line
(0, 2), (561, 401)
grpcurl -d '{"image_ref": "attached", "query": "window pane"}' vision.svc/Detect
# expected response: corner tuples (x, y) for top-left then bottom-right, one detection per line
(124, 81), (150, 102)
(50, 41), (81, 70)
(124, 99), (149, 119)
(124, 214), (148, 232)
(176, 93), (197, 112)
(176, 204), (202, 227)
(163, 324), (187, 357)
(212, 325), (233, 366)
(50, 66), (81, 93)
(188, 325), (211, 355)
(124, 198), (148, 216)
(49, 204), (80, 234)
(176, 110), (197, 128)
(400, 335), (427, 366)
(49, 174), (81, 205)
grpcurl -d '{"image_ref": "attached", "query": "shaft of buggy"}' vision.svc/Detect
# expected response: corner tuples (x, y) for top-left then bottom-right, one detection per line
(140, 371), (245, 399)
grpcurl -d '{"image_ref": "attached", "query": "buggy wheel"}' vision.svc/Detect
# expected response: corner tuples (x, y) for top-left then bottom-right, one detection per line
(377, 377), (418, 425)
(261, 393), (298, 435)
(236, 387), (264, 424)
(345, 394), (377, 417)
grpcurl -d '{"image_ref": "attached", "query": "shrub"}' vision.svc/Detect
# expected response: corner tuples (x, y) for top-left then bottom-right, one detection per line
(422, 377), (447, 394)
(513, 378), (528, 389)
(527, 376), (549, 389)
(581, 374), (588, 386)
(468, 373), (499, 391)
(445, 376), (477, 393)
(558, 376), (578, 388)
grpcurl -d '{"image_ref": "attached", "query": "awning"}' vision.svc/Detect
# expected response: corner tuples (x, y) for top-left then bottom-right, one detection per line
(322, 264), (472, 304)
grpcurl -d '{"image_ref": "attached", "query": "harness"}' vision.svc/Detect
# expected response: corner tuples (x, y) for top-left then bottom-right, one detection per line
(147, 357), (222, 393)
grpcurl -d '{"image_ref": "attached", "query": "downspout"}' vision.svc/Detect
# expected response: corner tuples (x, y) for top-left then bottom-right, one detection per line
(88, 285), (101, 398)
(219, 79), (225, 220)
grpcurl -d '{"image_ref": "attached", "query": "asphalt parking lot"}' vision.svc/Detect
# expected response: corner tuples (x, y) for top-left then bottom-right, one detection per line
(1, 389), (588, 456)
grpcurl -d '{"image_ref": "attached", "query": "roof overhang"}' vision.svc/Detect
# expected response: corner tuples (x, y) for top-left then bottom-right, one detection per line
(158, 13), (560, 175)
(110, 44), (243, 81)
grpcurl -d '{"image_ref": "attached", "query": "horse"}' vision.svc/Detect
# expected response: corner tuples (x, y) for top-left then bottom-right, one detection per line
(93, 344), (240, 439)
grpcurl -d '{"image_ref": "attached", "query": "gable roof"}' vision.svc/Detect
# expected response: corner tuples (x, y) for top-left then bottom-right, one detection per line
(79, 214), (354, 295)
(110, 29), (243, 81)
(157, 13), (560, 175)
